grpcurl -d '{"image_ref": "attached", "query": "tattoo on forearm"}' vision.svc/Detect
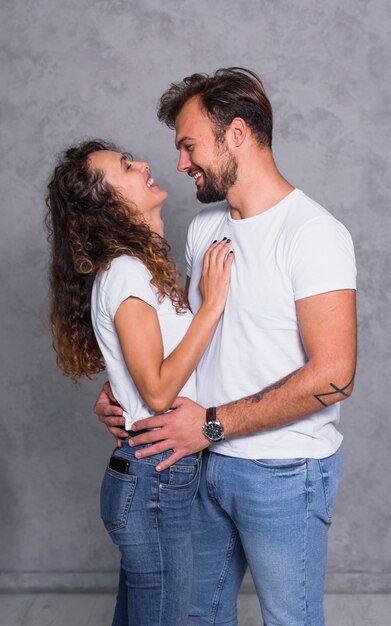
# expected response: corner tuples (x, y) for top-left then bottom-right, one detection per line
(236, 370), (299, 406)
(230, 369), (355, 411)
(314, 373), (355, 407)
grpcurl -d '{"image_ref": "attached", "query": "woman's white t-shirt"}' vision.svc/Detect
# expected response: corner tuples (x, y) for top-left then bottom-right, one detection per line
(91, 255), (196, 430)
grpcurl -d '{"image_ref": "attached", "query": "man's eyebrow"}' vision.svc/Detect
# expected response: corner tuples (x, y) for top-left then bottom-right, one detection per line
(175, 136), (195, 150)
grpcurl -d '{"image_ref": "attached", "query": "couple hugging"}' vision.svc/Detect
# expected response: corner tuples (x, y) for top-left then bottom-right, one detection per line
(46, 67), (357, 626)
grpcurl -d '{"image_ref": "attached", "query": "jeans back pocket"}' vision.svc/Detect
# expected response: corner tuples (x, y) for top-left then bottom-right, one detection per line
(100, 466), (137, 534)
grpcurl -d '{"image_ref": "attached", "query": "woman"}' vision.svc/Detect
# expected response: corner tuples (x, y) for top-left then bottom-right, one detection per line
(45, 139), (233, 626)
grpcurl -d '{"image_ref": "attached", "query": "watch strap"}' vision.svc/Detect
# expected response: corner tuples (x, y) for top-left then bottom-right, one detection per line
(206, 407), (217, 423)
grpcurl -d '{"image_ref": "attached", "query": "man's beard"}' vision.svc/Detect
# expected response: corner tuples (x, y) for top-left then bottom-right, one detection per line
(196, 145), (238, 204)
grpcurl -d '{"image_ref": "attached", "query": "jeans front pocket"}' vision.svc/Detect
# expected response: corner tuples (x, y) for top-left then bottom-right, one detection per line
(159, 456), (200, 490)
(252, 458), (307, 470)
(100, 466), (137, 534)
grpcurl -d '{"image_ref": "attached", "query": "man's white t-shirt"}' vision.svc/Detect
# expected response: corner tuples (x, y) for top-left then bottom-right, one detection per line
(91, 255), (197, 430)
(185, 188), (356, 459)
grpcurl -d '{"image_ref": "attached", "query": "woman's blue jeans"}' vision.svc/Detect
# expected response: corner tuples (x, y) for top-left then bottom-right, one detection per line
(100, 442), (201, 626)
(189, 448), (343, 626)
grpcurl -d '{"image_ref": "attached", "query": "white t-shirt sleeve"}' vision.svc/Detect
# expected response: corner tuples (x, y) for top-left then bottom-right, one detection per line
(289, 216), (357, 301)
(185, 218), (196, 278)
(103, 256), (158, 320)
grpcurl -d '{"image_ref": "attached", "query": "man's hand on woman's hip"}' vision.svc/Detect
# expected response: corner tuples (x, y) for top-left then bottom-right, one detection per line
(93, 381), (127, 446)
(129, 397), (209, 471)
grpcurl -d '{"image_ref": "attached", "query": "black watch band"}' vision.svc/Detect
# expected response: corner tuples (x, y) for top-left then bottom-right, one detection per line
(206, 406), (217, 423)
(203, 406), (225, 443)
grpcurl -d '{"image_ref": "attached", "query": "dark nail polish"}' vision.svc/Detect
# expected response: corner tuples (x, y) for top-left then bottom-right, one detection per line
(212, 239), (217, 243)
(226, 238), (231, 243)
(229, 250), (234, 253)
(222, 237), (227, 240)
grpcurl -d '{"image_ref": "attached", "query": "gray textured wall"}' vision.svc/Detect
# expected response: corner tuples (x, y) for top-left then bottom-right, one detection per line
(1, 0), (390, 594)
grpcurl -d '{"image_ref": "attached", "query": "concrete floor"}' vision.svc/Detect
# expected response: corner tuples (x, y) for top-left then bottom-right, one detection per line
(1, 593), (390, 626)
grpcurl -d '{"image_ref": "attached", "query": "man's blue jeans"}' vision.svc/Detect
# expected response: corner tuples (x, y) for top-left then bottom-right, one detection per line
(189, 448), (342, 626)
(100, 443), (201, 626)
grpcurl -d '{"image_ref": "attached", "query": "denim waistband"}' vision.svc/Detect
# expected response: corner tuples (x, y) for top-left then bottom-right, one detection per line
(113, 438), (201, 465)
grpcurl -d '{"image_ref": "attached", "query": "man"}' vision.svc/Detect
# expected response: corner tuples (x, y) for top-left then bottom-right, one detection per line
(95, 68), (357, 625)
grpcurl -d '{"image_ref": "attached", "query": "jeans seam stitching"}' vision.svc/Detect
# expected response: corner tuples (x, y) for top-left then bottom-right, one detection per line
(209, 527), (239, 625)
(205, 452), (219, 504)
(191, 458), (202, 506)
(318, 459), (332, 523)
(304, 459), (309, 625)
(153, 475), (163, 625)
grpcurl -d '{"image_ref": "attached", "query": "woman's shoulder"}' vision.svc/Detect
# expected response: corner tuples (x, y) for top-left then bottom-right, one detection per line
(109, 254), (147, 270)
(105, 255), (151, 279)
(94, 255), (157, 316)
(95, 255), (152, 292)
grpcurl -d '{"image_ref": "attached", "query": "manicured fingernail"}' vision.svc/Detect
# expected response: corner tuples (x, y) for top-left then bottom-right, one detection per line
(229, 250), (234, 254)
(226, 238), (231, 243)
(212, 239), (217, 243)
(222, 237), (227, 240)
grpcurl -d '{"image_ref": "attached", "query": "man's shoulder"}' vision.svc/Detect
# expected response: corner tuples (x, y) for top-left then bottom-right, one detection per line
(282, 189), (351, 239)
(283, 190), (354, 262)
(288, 189), (333, 225)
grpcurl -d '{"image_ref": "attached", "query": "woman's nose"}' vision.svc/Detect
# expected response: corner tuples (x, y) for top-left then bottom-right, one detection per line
(131, 161), (150, 173)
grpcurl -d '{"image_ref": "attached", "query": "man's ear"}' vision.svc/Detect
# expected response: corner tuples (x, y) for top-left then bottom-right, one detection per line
(228, 117), (247, 147)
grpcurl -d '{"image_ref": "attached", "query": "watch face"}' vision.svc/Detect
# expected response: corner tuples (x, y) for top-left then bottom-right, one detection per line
(203, 420), (224, 442)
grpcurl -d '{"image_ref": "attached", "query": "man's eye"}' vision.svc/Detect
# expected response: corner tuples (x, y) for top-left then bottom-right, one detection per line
(185, 145), (194, 151)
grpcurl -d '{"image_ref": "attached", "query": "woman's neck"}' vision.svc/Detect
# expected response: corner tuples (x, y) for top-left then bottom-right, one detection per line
(148, 214), (164, 238)
(142, 205), (164, 238)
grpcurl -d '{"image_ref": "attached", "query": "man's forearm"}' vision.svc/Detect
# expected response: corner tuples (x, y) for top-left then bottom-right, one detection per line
(218, 362), (355, 438)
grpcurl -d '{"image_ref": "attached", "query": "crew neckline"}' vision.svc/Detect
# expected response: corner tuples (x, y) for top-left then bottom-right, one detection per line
(227, 188), (300, 224)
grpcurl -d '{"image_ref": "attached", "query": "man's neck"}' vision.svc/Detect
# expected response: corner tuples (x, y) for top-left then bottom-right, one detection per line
(227, 149), (295, 220)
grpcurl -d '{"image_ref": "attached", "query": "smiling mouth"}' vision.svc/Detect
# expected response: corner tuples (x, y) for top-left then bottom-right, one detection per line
(146, 175), (155, 188)
(190, 170), (203, 185)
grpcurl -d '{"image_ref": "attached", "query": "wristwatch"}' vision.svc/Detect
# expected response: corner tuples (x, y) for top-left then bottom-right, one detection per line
(202, 407), (225, 443)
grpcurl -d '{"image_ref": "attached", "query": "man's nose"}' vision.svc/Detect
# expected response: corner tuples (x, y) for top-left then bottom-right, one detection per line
(177, 152), (191, 173)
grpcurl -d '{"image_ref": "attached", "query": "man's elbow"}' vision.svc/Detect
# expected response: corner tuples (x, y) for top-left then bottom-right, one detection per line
(338, 375), (355, 403)
(344, 369), (355, 400)
(314, 362), (356, 408)
(333, 356), (356, 401)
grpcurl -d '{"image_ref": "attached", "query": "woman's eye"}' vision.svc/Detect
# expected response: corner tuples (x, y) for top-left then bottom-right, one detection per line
(127, 163), (132, 170)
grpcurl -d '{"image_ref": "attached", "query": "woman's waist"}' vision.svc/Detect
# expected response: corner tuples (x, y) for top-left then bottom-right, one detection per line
(110, 437), (200, 466)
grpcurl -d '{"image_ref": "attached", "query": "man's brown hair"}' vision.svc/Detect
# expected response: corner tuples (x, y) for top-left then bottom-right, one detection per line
(158, 67), (273, 147)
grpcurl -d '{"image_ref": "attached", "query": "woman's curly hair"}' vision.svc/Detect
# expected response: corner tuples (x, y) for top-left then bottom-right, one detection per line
(45, 139), (187, 381)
